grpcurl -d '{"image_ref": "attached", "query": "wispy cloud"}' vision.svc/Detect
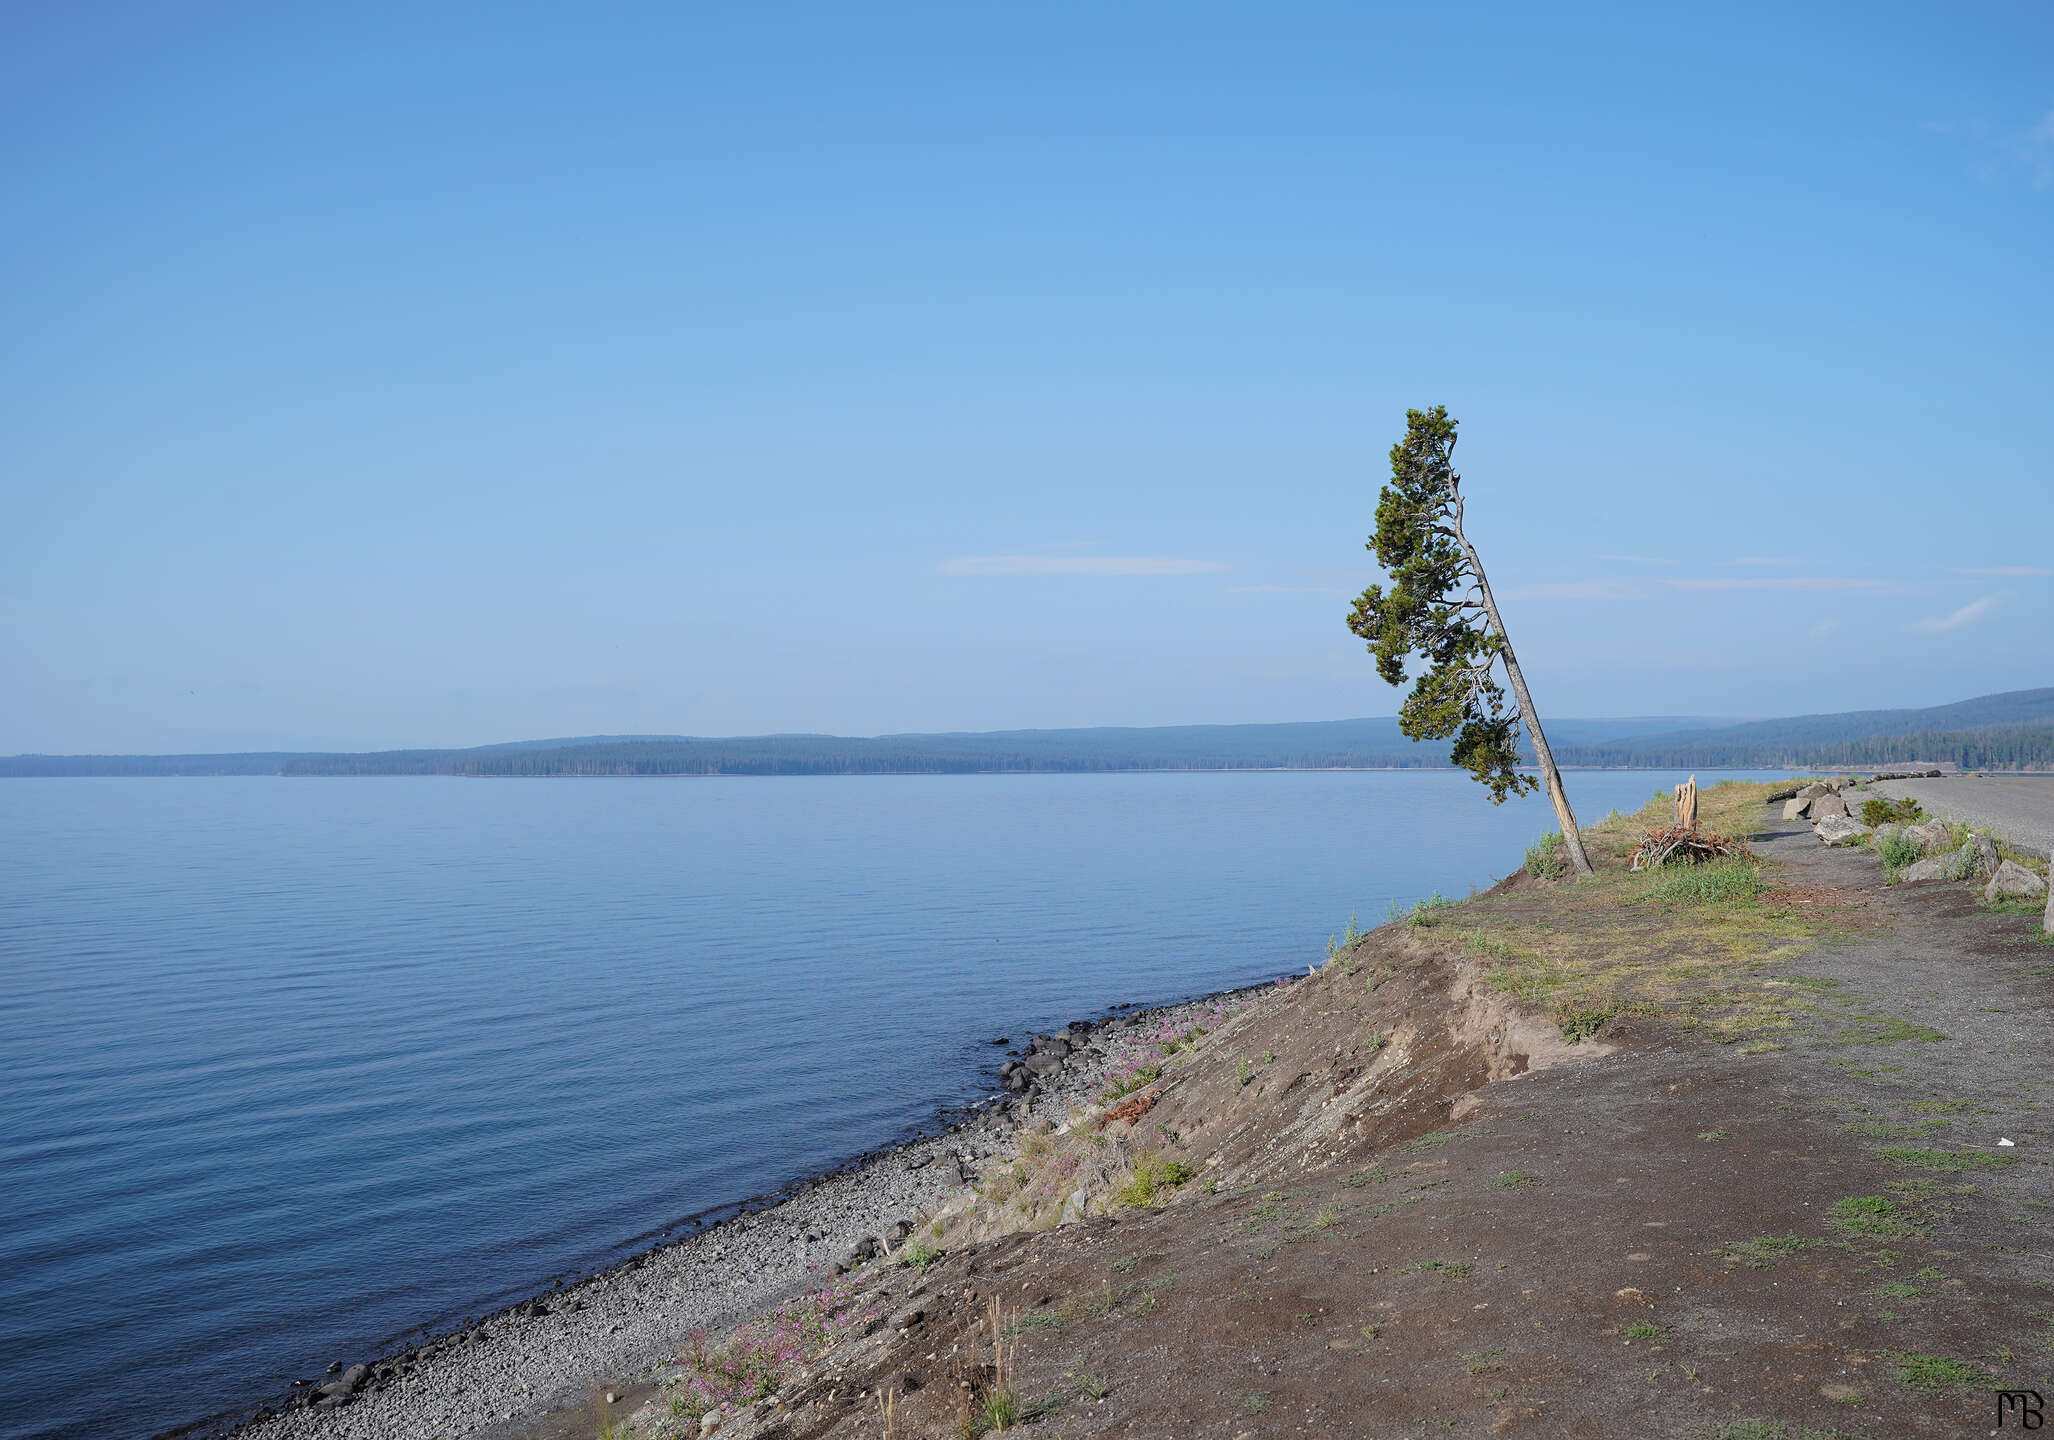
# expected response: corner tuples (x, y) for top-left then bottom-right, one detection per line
(1914, 596), (1997, 633)
(1510, 580), (1633, 600)
(2027, 109), (2054, 188)
(1729, 556), (1797, 567)
(1810, 619), (1841, 640)
(1666, 576), (1886, 592)
(1954, 566), (2052, 577)
(1934, 109), (2054, 188)
(1227, 583), (1351, 596)
(1594, 554), (1671, 565)
(938, 555), (1230, 577)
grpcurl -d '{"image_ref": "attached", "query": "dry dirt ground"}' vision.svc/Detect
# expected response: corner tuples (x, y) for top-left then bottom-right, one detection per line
(607, 795), (2054, 1440)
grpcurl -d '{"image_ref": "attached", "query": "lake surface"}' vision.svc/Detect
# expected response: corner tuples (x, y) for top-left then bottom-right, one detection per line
(0, 770), (1781, 1440)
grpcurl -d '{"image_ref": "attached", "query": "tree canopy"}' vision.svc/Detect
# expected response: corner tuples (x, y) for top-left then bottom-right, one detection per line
(1347, 407), (1532, 801)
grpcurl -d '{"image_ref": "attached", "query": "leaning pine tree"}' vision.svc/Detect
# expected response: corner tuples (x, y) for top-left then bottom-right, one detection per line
(1347, 406), (1593, 877)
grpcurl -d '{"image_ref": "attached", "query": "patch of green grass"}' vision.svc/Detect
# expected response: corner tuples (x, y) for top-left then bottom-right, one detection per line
(1877, 1146), (2017, 1173)
(1325, 912), (1366, 961)
(1525, 829), (1568, 881)
(905, 1238), (943, 1273)
(1906, 1098), (1987, 1115)
(1233, 1057), (1253, 1087)
(1837, 1016), (1945, 1046)
(1621, 1320), (1668, 1340)
(1491, 1170), (1542, 1189)
(1841, 1120), (1947, 1139)
(1399, 1259), (1473, 1280)
(1343, 1166), (1393, 1187)
(1113, 1154), (1195, 1208)
(1557, 1002), (1624, 1044)
(1889, 1351), (1991, 1393)
(1698, 1128), (1728, 1142)
(1642, 858), (1764, 906)
(1400, 1129), (1469, 1153)
(1239, 1390), (1271, 1414)
(975, 1385), (1023, 1431)
(1108, 1254), (1137, 1274)
(1719, 1234), (1807, 1269)
(1462, 1346), (1506, 1374)
(1827, 1195), (1921, 1240)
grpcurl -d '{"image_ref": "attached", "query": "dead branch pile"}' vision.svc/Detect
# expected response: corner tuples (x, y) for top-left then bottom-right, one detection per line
(1630, 826), (1746, 871)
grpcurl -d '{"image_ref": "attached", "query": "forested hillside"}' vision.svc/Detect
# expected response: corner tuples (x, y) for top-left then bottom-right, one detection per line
(1550, 688), (2054, 770)
(7, 695), (2050, 775)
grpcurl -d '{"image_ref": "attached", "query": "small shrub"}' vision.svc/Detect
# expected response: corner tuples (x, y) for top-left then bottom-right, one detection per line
(1875, 829), (1923, 875)
(1524, 829), (1568, 880)
(1491, 1170), (1542, 1189)
(1326, 912), (1366, 959)
(1862, 796), (1923, 827)
(1114, 1154), (1195, 1209)
(905, 1238), (943, 1273)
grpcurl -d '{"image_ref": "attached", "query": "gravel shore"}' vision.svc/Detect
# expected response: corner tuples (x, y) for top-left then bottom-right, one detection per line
(214, 985), (1272, 1440)
(1872, 773), (2054, 859)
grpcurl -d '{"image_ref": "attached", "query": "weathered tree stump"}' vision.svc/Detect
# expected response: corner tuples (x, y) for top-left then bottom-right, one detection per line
(1674, 775), (1699, 831)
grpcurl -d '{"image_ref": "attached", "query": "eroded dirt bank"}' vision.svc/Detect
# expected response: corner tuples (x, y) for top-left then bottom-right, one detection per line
(611, 789), (2051, 1440)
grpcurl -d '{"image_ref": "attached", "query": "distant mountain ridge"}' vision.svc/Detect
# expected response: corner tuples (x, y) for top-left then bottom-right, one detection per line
(5, 691), (2051, 775)
(1549, 688), (2054, 770)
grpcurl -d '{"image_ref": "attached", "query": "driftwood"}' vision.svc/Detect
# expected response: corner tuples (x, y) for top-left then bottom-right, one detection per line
(1630, 825), (1746, 872)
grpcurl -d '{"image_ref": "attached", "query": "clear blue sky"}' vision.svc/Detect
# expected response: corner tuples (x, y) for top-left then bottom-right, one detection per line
(3, 2), (2049, 753)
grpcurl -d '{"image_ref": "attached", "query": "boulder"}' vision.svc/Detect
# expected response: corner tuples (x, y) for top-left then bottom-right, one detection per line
(1962, 834), (2001, 878)
(1897, 853), (1955, 885)
(1766, 785), (1801, 804)
(1872, 822), (1906, 851)
(1781, 798), (1810, 821)
(1900, 835), (2001, 885)
(1985, 860), (2048, 903)
(1905, 820), (1953, 855)
(1813, 815), (1871, 846)
(1030, 1036), (1072, 1057)
(1797, 781), (1833, 800)
(1808, 792), (1850, 820)
(1023, 1053), (1065, 1077)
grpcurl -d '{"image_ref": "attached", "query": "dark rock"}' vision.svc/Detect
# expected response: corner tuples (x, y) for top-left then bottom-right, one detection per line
(990, 1036), (1009, 1045)
(1030, 1036), (1072, 1057)
(326, 1362), (343, 1375)
(1766, 785), (1800, 803)
(1024, 1053), (1065, 1077)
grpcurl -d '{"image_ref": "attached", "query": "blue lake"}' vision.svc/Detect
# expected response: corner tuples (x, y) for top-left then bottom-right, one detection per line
(0, 770), (1782, 1440)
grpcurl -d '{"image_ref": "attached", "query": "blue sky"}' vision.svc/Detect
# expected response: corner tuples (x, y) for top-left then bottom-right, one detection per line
(3, 2), (2049, 753)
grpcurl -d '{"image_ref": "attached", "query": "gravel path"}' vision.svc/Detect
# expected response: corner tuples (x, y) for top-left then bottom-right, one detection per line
(219, 988), (1267, 1440)
(1871, 773), (2054, 858)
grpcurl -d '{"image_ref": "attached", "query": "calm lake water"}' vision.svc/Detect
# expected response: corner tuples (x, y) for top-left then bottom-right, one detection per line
(0, 770), (1781, 1440)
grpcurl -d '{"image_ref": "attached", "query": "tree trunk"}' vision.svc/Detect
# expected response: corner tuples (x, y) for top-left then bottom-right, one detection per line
(1453, 529), (1595, 877)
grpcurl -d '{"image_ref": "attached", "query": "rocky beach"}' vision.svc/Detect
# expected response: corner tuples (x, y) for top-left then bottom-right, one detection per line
(214, 988), (1275, 1440)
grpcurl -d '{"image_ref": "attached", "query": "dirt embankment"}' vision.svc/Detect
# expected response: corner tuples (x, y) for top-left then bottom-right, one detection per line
(639, 789), (2053, 1440)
